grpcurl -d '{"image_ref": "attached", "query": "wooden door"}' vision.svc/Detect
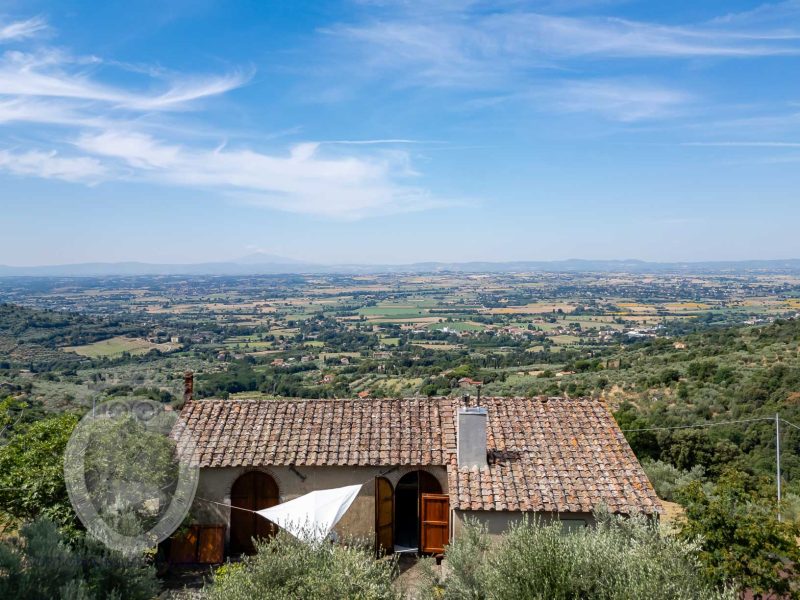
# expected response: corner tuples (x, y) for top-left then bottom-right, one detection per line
(375, 477), (394, 555)
(420, 493), (449, 555)
(230, 471), (279, 555)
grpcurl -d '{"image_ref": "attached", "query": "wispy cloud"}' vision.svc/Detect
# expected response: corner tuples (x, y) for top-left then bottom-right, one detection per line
(0, 17), (47, 42)
(326, 4), (800, 90)
(0, 16), (448, 219)
(462, 78), (694, 122)
(500, 13), (800, 58)
(0, 149), (106, 182)
(334, 2), (800, 72)
(0, 49), (250, 110)
(543, 79), (693, 121)
(682, 141), (800, 148)
(0, 97), (110, 127)
(68, 130), (443, 219)
(322, 139), (436, 145)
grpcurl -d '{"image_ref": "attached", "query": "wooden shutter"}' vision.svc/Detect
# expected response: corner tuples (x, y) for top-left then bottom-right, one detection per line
(169, 525), (224, 564)
(197, 525), (225, 564)
(169, 526), (199, 564)
(375, 477), (394, 555)
(420, 493), (449, 554)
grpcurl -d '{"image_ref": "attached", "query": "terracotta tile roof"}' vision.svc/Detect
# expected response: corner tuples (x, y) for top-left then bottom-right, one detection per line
(175, 396), (660, 515)
(447, 397), (661, 514)
(176, 397), (455, 468)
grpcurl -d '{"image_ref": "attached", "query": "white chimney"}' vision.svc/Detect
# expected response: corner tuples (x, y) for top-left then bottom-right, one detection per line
(457, 407), (488, 468)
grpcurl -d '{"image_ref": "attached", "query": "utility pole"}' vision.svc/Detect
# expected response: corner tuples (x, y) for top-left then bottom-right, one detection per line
(776, 412), (782, 522)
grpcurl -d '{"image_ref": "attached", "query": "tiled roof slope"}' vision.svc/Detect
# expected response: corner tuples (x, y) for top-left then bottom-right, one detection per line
(448, 397), (661, 514)
(176, 397), (455, 468)
(175, 396), (661, 515)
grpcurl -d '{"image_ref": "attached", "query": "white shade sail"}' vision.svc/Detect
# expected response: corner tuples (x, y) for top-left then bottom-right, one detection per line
(256, 484), (362, 543)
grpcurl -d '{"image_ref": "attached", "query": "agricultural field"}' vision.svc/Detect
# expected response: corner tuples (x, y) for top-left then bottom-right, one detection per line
(64, 336), (179, 358)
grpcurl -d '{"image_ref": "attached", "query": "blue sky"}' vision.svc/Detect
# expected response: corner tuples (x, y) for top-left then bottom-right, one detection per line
(1, 0), (800, 265)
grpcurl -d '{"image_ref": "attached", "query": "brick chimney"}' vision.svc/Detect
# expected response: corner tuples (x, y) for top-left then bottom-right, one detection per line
(457, 406), (488, 468)
(184, 370), (194, 403)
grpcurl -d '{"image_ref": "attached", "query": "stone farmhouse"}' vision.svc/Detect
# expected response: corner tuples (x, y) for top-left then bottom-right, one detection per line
(172, 388), (661, 559)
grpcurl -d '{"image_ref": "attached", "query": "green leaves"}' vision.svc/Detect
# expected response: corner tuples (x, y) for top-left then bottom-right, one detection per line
(0, 517), (158, 600)
(205, 532), (400, 600)
(0, 412), (80, 534)
(421, 513), (734, 600)
(677, 470), (800, 598)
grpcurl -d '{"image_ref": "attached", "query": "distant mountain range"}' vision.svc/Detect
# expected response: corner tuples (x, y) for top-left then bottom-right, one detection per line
(2, 256), (800, 276)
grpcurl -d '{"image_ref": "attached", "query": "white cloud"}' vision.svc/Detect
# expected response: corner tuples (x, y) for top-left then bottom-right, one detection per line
(0, 17), (47, 42)
(0, 149), (106, 182)
(72, 130), (443, 218)
(327, 5), (800, 89)
(0, 16), (448, 219)
(0, 49), (250, 110)
(501, 13), (800, 58)
(544, 80), (693, 121)
(0, 97), (110, 127)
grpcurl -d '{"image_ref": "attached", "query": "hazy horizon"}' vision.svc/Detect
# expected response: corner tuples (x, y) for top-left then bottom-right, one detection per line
(4, 254), (800, 270)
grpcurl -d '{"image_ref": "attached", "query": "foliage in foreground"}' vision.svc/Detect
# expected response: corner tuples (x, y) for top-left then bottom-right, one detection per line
(205, 531), (400, 600)
(677, 470), (800, 599)
(418, 511), (735, 600)
(0, 411), (80, 535)
(0, 517), (158, 600)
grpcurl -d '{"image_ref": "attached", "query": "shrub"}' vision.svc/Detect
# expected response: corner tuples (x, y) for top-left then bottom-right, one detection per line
(677, 471), (800, 598)
(687, 360), (718, 382)
(642, 459), (709, 502)
(417, 519), (489, 600)
(0, 517), (158, 600)
(78, 537), (160, 600)
(419, 511), (734, 600)
(0, 413), (81, 535)
(659, 369), (681, 385)
(0, 518), (81, 599)
(205, 532), (400, 600)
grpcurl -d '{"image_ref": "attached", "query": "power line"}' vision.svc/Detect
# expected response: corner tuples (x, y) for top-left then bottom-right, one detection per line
(780, 418), (800, 432)
(621, 416), (773, 433)
(620, 413), (800, 520)
(0, 409), (25, 443)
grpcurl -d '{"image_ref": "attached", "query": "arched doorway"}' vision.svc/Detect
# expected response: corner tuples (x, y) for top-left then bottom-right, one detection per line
(394, 470), (441, 552)
(229, 471), (279, 555)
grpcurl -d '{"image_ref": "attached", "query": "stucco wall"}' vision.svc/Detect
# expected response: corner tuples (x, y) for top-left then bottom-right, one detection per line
(190, 464), (448, 548)
(452, 510), (595, 538)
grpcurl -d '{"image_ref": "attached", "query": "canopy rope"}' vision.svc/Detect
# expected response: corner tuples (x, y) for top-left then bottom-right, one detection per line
(193, 464), (400, 513)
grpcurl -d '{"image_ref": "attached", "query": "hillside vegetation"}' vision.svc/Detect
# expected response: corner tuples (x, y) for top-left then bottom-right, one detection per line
(603, 319), (800, 485)
(0, 303), (141, 371)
